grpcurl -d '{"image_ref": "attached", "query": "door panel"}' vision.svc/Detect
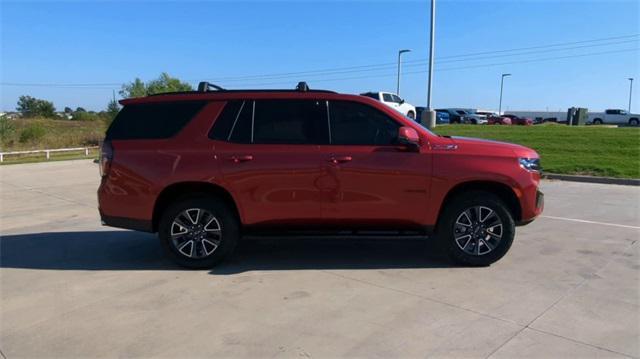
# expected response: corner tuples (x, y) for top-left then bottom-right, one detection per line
(318, 145), (430, 227)
(216, 143), (325, 226)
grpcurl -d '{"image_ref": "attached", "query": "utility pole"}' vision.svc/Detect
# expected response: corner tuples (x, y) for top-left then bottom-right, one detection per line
(396, 49), (411, 96)
(422, 0), (436, 129)
(498, 73), (511, 115)
(628, 78), (634, 112)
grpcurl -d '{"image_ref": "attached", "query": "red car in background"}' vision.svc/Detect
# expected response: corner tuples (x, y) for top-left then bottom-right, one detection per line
(503, 114), (533, 126)
(477, 111), (512, 125)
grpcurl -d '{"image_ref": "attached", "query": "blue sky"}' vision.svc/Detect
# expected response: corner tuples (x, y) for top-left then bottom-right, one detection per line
(1, 0), (638, 112)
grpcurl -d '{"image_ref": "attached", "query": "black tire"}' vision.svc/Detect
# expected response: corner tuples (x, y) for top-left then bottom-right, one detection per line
(158, 196), (239, 269)
(629, 118), (639, 126)
(593, 118), (603, 125)
(436, 191), (515, 266)
(407, 111), (415, 120)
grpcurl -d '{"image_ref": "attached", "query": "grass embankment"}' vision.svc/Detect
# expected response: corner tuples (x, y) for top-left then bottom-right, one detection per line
(434, 124), (640, 179)
(0, 118), (106, 165)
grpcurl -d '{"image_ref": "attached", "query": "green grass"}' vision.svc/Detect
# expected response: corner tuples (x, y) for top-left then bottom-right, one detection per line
(433, 124), (640, 179)
(1, 117), (106, 151)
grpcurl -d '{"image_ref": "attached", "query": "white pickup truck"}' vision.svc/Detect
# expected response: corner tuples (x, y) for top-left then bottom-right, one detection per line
(360, 92), (417, 120)
(588, 109), (639, 126)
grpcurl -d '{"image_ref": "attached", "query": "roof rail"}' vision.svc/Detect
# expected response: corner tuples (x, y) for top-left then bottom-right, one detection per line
(197, 82), (225, 92)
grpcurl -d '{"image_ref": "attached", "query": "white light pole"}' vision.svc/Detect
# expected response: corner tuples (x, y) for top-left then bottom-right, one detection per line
(396, 49), (411, 96)
(498, 73), (511, 115)
(422, 0), (436, 129)
(628, 78), (634, 112)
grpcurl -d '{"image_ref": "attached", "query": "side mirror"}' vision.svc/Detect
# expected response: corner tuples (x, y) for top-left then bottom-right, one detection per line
(399, 99), (405, 104)
(397, 126), (420, 150)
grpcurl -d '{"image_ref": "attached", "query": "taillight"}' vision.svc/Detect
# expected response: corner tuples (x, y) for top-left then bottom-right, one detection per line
(100, 140), (113, 177)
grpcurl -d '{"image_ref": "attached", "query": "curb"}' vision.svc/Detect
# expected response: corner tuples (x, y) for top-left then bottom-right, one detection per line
(543, 173), (640, 186)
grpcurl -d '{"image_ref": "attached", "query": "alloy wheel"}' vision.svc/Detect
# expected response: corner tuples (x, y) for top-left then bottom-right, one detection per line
(170, 208), (222, 258)
(453, 206), (503, 256)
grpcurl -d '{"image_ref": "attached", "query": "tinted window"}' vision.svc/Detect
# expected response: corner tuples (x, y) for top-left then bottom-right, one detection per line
(253, 100), (329, 144)
(391, 95), (402, 103)
(209, 100), (242, 141)
(229, 101), (252, 143)
(605, 110), (614, 114)
(106, 101), (205, 140)
(382, 93), (393, 102)
(329, 101), (400, 145)
(361, 93), (378, 100)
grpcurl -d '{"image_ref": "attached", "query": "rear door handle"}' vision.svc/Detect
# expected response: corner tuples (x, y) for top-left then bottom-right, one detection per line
(328, 156), (352, 164)
(229, 155), (254, 163)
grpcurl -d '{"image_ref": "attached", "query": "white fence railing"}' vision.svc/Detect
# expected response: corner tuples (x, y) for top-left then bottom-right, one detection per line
(0, 146), (99, 163)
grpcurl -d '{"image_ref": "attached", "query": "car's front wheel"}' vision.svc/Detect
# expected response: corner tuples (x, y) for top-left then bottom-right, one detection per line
(629, 118), (639, 126)
(437, 191), (515, 266)
(159, 196), (239, 268)
(407, 111), (415, 120)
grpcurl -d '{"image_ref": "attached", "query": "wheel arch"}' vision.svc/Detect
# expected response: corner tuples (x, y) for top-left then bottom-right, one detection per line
(152, 181), (241, 232)
(437, 181), (521, 229)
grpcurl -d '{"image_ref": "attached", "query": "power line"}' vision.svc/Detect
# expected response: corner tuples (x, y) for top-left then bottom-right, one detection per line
(220, 48), (639, 87)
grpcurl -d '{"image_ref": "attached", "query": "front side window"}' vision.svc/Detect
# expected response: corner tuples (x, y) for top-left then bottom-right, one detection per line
(253, 100), (329, 144)
(329, 101), (400, 145)
(391, 95), (402, 103)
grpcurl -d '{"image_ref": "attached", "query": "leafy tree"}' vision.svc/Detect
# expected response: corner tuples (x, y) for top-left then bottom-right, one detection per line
(16, 95), (56, 118)
(75, 107), (86, 113)
(105, 99), (120, 124)
(119, 73), (193, 98)
(64, 106), (73, 114)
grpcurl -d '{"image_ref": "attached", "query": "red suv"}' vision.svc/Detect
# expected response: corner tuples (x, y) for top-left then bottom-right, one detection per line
(98, 82), (543, 268)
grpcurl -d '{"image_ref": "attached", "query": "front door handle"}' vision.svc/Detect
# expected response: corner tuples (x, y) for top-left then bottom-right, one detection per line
(328, 156), (352, 164)
(229, 155), (254, 163)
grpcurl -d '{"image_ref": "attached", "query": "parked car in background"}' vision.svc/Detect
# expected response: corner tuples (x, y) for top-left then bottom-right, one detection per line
(415, 107), (450, 124)
(588, 109), (639, 126)
(503, 114), (533, 126)
(436, 108), (467, 124)
(476, 111), (510, 125)
(361, 92), (417, 119)
(451, 109), (487, 124)
(487, 115), (513, 125)
(98, 81), (543, 268)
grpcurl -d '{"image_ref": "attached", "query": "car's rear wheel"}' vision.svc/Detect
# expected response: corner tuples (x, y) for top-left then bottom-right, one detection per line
(629, 118), (639, 126)
(159, 197), (238, 268)
(593, 118), (603, 125)
(407, 111), (415, 120)
(436, 191), (515, 266)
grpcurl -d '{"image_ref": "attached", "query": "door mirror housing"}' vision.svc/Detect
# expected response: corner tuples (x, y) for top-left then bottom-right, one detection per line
(397, 126), (420, 150)
(399, 99), (405, 104)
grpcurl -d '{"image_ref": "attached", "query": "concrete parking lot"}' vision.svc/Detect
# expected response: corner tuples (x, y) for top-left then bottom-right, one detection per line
(1, 160), (638, 358)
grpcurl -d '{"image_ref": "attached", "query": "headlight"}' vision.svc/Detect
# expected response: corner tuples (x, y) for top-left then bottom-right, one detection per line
(519, 157), (541, 172)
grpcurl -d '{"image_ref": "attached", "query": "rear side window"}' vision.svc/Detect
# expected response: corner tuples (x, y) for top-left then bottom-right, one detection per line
(382, 93), (393, 102)
(329, 101), (400, 145)
(252, 100), (329, 144)
(106, 101), (205, 140)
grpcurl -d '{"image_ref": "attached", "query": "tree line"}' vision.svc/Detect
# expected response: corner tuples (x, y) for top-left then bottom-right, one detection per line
(10, 72), (192, 121)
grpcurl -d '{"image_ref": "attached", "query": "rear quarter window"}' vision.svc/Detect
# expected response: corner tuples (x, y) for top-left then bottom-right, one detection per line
(106, 101), (206, 140)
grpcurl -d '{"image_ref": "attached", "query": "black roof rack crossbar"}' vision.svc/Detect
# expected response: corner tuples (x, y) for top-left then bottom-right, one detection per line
(198, 82), (225, 92)
(147, 81), (336, 97)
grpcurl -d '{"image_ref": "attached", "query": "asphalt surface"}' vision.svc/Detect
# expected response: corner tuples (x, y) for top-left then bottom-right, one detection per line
(1, 160), (639, 358)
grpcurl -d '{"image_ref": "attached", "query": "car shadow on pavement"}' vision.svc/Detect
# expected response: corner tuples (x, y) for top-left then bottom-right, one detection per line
(0, 231), (452, 272)
(211, 236), (451, 274)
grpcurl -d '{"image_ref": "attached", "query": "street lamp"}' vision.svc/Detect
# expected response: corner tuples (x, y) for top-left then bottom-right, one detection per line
(423, 0), (436, 129)
(498, 73), (511, 115)
(628, 78), (634, 112)
(396, 49), (411, 96)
